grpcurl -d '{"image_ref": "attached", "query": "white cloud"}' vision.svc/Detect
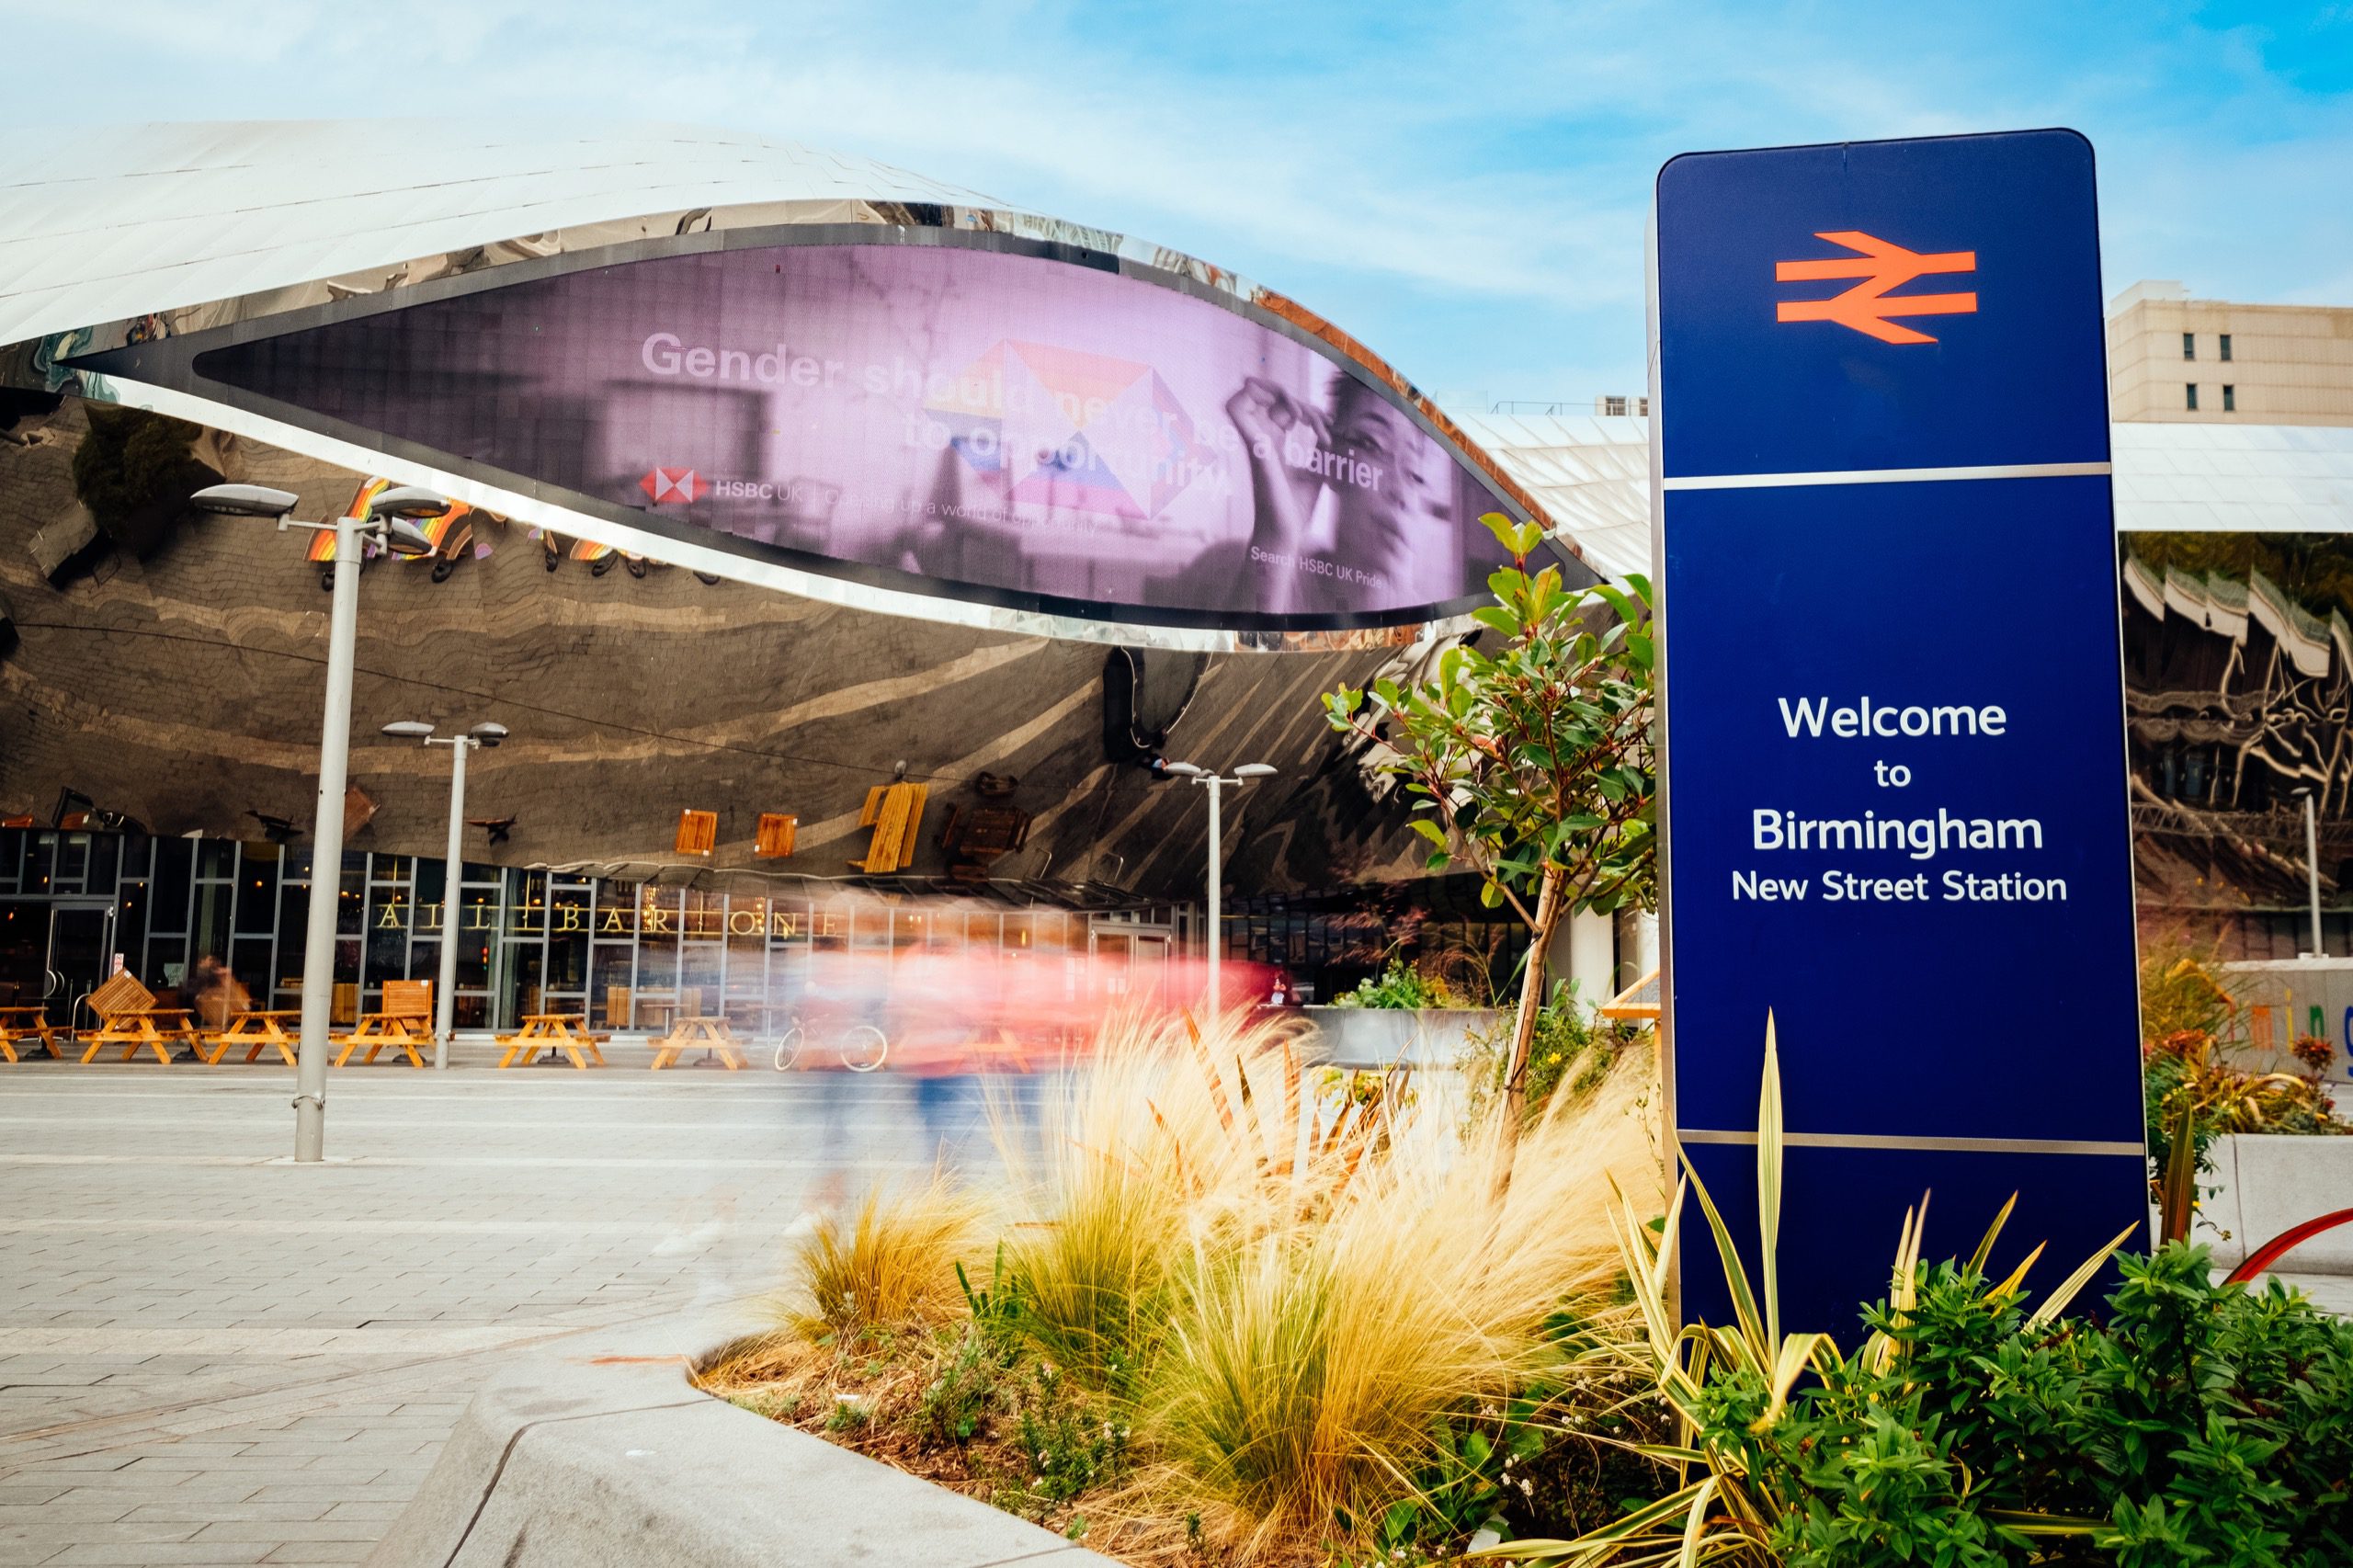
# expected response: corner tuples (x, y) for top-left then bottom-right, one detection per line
(3, 0), (2345, 398)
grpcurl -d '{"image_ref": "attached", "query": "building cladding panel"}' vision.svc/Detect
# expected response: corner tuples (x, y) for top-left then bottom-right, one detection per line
(2108, 282), (2353, 428)
(0, 398), (1431, 903)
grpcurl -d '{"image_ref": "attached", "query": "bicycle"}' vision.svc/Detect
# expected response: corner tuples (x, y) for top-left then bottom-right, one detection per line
(770, 1016), (890, 1073)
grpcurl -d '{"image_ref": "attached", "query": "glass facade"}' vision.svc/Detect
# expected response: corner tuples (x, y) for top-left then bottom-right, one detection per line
(1217, 881), (1532, 1006)
(0, 830), (1180, 1032)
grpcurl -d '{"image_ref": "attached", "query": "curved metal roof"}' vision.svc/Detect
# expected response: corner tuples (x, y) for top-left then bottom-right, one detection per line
(12, 119), (1631, 647)
(0, 119), (1004, 351)
(2109, 421), (2353, 534)
(1452, 411), (1651, 580)
(1458, 415), (2353, 583)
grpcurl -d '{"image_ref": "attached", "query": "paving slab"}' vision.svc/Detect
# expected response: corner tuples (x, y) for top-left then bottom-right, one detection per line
(1, 1063), (1042, 1566)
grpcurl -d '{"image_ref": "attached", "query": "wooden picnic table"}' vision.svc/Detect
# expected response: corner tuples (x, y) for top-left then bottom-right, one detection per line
(81, 1008), (201, 1065)
(0, 1005), (63, 1062)
(333, 1011), (432, 1068)
(204, 1009), (302, 1066)
(649, 1015), (747, 1072)
(334, 980), (434, 1068)
(497, 1013), (610, 1071)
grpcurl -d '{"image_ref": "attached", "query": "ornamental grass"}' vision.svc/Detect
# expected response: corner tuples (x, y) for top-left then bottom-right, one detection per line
(787, 1166), (989, 1337)
(1131, 1019), (1654, 1559)
(706, 1005), (1659, 1565)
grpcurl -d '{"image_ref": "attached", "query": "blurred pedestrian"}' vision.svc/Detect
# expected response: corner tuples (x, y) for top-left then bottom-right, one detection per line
(184, 956), (241, 1061)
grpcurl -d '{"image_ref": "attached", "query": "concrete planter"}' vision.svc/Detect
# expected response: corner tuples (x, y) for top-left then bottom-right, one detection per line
(1297, 1005), (1508, 1069)
(361, 1309), (1117, 1568)
(2196, 1133), (2353, 1274)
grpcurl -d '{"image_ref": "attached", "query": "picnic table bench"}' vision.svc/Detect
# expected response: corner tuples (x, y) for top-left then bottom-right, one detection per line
(851, 781), (928, 873)
(497, 1013), (609, 1070)
(0, 1006), (63, 1062)
(81, 972), (201, 1064)
(648, 1015), (747, 1071)
(205, 1009), (302, 1066)
(333, 980), (436, 1068)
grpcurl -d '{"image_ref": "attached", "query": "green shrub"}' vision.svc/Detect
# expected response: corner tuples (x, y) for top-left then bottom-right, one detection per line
(918, 1323), (1010, 1445)
(1495, 1017), (2353, 1566)
(916, 1248), (1024, 1446)
(1332, 960), (1465, 1009)
(1458, 979), (1643, 1124)
(1012, 1362), (1129, 1506)
(1716, 1246), (2353, 1566)
(2138, 943), (2343, 1247)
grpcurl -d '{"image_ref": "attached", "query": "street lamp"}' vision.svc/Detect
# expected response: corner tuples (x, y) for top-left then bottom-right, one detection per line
(2293, 785), (2325, 959)
(192, 483), (449, 1161)
(382, 721), (507, 1069)
(1163, 761), (1277, 1013)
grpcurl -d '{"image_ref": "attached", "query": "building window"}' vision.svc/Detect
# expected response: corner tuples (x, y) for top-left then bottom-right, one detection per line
(2222, 384), (2236, 413)
(2186, 384), (2199, 411)
(2220, 333), (2233, 362)
(2183, 332), (2197, 360)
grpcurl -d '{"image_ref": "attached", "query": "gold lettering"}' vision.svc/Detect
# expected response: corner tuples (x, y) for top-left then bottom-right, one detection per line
(601, 908), (629, 934)
(557, 904), (585, 933)
(467, 903), (494, 931)
(769, 913), (798, 939)
(376, 903), (403, 930)
(420, 902), (443, 932)
(728, 910), (760, 937)
(644, 909), (672, 934)
(821, 912), (840, 937)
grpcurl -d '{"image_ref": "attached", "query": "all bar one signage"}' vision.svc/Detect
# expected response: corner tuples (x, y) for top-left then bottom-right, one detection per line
(374, 900), (835, 940)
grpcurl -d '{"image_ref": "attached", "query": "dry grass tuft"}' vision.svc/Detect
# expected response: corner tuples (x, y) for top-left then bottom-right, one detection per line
(722, 1004), (1661, 1567)
(785, 1167), (988, 1337)
(1140, 1039), (1656, 1559)
(995, 1007), (1315, 1385)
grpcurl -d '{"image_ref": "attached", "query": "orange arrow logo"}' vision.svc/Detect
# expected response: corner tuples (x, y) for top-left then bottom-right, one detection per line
(1775, 231), (1978, 345)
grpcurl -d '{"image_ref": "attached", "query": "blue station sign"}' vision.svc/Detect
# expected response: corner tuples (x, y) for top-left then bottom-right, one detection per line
(1651, 131), (2145, 1333)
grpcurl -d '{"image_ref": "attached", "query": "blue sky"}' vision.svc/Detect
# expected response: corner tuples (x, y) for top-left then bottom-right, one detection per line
(6, 1), (2348, 414)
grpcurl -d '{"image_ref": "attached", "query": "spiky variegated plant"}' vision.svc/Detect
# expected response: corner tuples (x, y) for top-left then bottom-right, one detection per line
(1477, 1015), (2135, 1566)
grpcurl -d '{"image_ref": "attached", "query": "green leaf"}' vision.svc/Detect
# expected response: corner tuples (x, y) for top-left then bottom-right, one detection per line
(1471, 606), (1520, 639)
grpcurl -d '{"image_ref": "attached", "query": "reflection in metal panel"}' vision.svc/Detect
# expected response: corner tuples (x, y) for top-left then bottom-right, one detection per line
(77, 229), (1564, 639)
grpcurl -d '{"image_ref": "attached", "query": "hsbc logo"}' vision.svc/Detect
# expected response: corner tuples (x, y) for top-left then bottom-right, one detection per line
(640, 467), (710, 504)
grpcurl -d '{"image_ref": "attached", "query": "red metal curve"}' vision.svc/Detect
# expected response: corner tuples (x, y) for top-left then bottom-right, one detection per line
(2224, 1208), (2353, 1285)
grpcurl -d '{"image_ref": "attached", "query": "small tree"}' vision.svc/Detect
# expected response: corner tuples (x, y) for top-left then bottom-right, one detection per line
(1324, 514), (1655, 1184)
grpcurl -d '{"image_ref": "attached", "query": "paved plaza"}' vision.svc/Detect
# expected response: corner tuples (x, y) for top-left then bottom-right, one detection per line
(4, 1061), (2345, 1567)
(0, 1060), (1032, 1566)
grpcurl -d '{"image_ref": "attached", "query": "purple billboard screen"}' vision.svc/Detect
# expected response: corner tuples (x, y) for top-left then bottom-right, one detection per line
(175, 240), (1536, 628)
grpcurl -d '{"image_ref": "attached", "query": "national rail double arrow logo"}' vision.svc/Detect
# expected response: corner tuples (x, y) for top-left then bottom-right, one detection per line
(1774, 231), (1979, 345)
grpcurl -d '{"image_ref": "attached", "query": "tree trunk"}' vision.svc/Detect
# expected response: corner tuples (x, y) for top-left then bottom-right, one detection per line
(1493, 866), (1566, 1199)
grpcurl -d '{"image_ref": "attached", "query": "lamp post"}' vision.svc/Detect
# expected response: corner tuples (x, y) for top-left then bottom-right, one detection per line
(382, 721), (508, 1068)
(192, 483), (448, 1161)
(2293, 785), (2325, 959)
(1161, 761), (1277, 1014)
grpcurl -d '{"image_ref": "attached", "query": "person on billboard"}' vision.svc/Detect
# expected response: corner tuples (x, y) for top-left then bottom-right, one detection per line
(1222, 373), (1464, 618)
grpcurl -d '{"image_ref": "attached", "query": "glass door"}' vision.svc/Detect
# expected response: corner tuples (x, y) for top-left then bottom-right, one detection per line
(48, 902), (117, 1028)
(0, 903), (45, 1010)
